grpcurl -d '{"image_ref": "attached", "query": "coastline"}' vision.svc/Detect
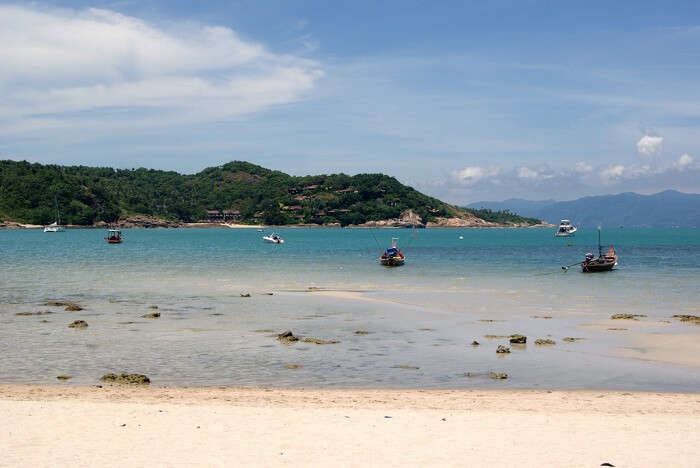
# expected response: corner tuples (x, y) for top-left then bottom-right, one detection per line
(0, 222), (555, 229)
(2, 385), (698, 467)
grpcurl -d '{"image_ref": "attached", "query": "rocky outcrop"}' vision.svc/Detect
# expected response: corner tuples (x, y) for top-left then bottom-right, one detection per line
(100, 373), (150, 385)
(509, 334), (527, 344)
(351, 209), (425, 228)
(68, 320), (88, 329)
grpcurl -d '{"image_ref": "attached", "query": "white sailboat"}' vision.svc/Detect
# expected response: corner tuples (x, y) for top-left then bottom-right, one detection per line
(44, 198), (65, 232)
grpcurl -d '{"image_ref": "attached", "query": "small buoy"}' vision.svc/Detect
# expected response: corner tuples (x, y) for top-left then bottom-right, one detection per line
(458, 235), (464, 240)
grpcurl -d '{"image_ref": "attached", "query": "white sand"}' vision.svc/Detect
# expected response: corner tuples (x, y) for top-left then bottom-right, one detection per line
(1, 385), (698, 467)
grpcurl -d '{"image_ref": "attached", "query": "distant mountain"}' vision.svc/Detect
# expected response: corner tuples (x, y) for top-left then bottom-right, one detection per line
(467, 191), (700, 227)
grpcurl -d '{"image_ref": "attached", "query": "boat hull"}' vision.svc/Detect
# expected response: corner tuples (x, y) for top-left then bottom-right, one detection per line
(380, 256), (405, 267)
(581, 259), (616, 272)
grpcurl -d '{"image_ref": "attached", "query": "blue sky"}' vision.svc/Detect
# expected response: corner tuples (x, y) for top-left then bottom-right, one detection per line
(1, 1), (699, 202)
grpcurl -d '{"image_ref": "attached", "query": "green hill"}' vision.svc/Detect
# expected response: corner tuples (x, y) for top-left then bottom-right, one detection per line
(0, 160), (473, 226)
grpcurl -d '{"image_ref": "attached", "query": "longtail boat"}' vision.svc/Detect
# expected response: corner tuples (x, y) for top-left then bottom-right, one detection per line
(581, 228), (617, 272)
(380, 237), (405, 267)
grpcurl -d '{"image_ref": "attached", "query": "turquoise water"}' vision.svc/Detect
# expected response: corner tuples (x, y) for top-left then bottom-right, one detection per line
(1, 227), (699, 390)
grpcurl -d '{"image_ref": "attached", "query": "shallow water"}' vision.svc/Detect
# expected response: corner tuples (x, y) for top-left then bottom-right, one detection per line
(1, 227), (699, 390)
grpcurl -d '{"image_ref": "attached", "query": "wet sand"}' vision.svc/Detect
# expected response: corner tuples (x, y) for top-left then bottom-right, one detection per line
(1, 385), (698, 467)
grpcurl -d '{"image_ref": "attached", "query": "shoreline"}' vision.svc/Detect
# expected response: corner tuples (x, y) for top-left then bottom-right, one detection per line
(2, 385), (698, 467)
(0, 222), (555, 230)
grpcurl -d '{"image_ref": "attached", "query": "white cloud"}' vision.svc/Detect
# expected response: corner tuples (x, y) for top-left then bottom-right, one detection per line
(452, 166), (499, 185)
(517, 167), (539, 180)
(574, 161), (593, 173)
(675, 153), (695, 169)
(601, 164), (625, 181)
(636, 134), (664, 157)
(0, 5), (323, 135)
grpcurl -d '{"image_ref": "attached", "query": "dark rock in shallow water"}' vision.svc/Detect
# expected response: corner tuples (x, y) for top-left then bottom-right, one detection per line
(16, 310), (52, 316)
(489, 372), (508, 380)
(535, 338), (556, 346)
(509, 334), (527, 344)
(277, 330), (300, 344)
(68, 320), (88, 329)
(393, 365), (420, 370)
(284, 364), (303, 369)
(56, 375), (72, 381)
(142, 312), (161, 319)
(45, 301), (83, 311)
(471, 340), (480, 346)
(563, 337), (585, 342)
(149, 305), (159, 309)
(240, 293), (251, 298)
(496, 345), (510, 354)
(354, 330), (370, 335)
(672, 314), (700, 324)
(300, 337), (340, 345)
(611, 313), (646, 320)
(100, 373), (150, 385)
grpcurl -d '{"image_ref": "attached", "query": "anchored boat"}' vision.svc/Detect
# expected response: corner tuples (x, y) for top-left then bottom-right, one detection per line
(380, 238), (405, 267)
(44, 197), (65, 232)
(263, 233), (284, 244)
(105, 228), (122, 244)
(554, 219), (577, 237)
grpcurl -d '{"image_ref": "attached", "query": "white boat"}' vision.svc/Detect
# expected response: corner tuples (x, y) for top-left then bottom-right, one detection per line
(263, 233), (284, 244)
(43, 221), (65, 233)
(44, 198), (65, 232)
(554, 219), (577, 237)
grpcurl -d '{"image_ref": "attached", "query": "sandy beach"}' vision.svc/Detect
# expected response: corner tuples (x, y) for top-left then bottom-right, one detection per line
(1, 385), (698, 467)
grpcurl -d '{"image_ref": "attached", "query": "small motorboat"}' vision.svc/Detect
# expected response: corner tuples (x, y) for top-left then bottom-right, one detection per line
(563, 228), (617, 272)
(380, 238), (405, 266)
(554, 219), (577, 237)
(105, 228), (122, 244)
(263, 233), (284, 244)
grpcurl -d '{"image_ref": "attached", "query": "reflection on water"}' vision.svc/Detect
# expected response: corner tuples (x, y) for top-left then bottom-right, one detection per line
(0, 227), (699, 390)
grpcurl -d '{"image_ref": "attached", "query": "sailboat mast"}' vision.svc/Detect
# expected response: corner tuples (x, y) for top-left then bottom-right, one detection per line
(598, 228), (602, 257)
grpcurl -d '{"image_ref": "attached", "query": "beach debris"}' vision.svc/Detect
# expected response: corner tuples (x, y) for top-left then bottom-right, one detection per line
(607, 328), (627, 331)
(45, 301), (83, 311)
(277, 330), (300, 344)
(300, 337), (340, 345)
(610, 313), (647, 320)
(471, 340), (480, 346)
(531, 315), (552, 319)
(496, 345), (511, 354)
(393, 365), (420, 370)
(100, 373), (151, 385)
(149, 305), (159, 309)
(56, 375), (72, 381)
(484, 334), (509, 339)
(141, 312), (161, 319)
(672, 314), (700, 324)
(284, 364), (303, 369)
(240, 293), (251, 298)
(354, 330), (370, 335)
(68, 320), (88, 329)
(563, 337), (585, 342)
(15, 310), (52, 316)
(535, 338), (556, 346)
(600, 463), (615, 467)
(509, 334), (527, 344)
(489, 372), (508, 380)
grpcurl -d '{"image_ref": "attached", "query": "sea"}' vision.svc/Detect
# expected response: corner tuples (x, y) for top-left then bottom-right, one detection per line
(1, 227), (699, 391)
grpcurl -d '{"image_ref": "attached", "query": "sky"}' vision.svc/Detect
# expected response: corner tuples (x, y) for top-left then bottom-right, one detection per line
(1, 0), (700, 203)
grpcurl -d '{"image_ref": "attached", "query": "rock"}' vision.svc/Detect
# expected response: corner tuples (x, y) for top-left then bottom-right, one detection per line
(610, 313), (646, 320)
(563, 337), (585, 342)
(531, 315), (552, 319)
(489, 372), (508, 380)
(240, 293), (251, 298)
(262, 292), (274, 296)
(15, 310), (52, 316)
(509, 334), (527, 344)
(142, 312), (160, 319)
(45, 301), (83, 311)
(471, 340), (480, 346)
(277, 330), (299, 344)
(68, 320), (88, 329)
(300, 337), (340, 345)
(496, 345), (510, 354)
(149, 305), (159, 309)
(284, 364), (303, 369)
(672, 314), (700, 324)
(354, 330), (370, 335)
(535, 338), (556, 346)
(393, 365), (420, 370)
(484, 334), (509, 339)
(56, 375), (72, 381)
(100, 373), (150, 385)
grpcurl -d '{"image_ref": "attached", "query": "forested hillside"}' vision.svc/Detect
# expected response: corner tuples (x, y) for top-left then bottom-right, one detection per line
(0, 160), (466, 226)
